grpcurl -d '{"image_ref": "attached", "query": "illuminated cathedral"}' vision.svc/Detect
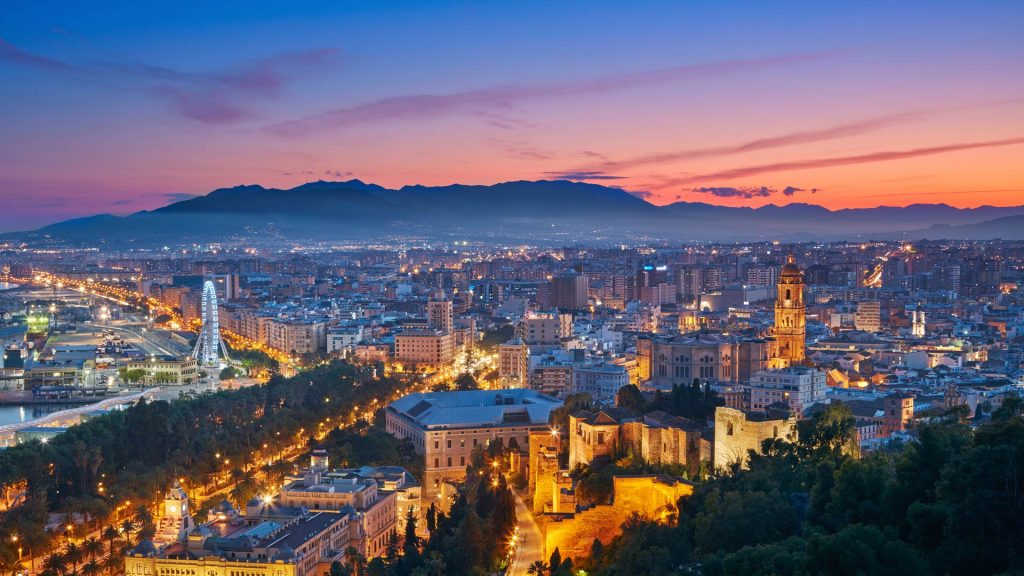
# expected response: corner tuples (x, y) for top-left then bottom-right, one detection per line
(774, 253), (806, 366)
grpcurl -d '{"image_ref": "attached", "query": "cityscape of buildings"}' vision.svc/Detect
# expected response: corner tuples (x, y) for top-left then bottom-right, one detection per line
(1, 236), (1022, 574)
(1, 3), (1022, 574)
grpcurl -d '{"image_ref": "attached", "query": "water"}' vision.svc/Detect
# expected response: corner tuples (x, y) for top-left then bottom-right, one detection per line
(0, 400), (134, 429)
(0, 282), (20, 291)
(0, 403), (88, 426)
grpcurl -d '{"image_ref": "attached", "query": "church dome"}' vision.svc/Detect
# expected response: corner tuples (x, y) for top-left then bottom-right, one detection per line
(781, 253), (801, 276)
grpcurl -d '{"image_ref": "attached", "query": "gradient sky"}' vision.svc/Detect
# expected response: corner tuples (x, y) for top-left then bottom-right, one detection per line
(2, 1), (1024, 231)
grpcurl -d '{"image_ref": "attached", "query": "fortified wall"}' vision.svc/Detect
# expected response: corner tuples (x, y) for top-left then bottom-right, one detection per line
(539, 474), (693, 560)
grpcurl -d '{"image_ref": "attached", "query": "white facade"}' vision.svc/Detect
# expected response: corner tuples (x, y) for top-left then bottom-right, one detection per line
(327, 326), (365, 355)
(748, 367), (827, 416)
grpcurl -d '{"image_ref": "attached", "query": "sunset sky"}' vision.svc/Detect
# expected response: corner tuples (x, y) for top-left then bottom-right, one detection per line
(2, 1), (1023, 230)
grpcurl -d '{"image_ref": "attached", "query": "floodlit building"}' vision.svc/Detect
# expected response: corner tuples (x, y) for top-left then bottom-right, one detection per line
(774, 254), (806, 366)
(266, 319), (327, 355)
(637, 334), (777, 389)
(521, 311), (572, 351)
(124, 355), (199, 386)
(567, 408), (706, 472)
(278, 451), (399, 559)
(394, 329), (455, 369)
(385, 389), (562, 501)
(426, 298), (454, 333)
(125, 485), (356, 576)
(499, 338), (529, 388)
(713, 406), (796, 470)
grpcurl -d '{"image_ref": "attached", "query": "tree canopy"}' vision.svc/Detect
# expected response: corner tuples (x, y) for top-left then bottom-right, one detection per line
(582, 403), (1024, 576)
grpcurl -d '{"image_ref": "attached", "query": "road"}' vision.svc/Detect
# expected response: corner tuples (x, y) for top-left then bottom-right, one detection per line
(88, 322), (184, 357)
(508, 491), (544, 576)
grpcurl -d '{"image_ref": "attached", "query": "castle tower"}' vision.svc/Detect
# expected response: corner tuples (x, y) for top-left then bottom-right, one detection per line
(774, 254), (806, 366)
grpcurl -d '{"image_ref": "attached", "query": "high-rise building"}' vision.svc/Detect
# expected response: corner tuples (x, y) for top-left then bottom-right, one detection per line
(803, 264), (831, 285)
(520, 311), (572, 351)
(266, 318), (327, 355)
(499, 338), (529, 388)
(854, 300), (881, 332)
(929, 261), (961, 294)
(745, 264), (779, 286)
(774, 254), (805, 366)
(394, 329), (455, 369)
(548, 272), (588, 310)
(426, 298), (453, 333)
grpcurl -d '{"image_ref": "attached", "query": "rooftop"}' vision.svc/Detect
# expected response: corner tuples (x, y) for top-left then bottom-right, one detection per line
(388, 389), (561, 428)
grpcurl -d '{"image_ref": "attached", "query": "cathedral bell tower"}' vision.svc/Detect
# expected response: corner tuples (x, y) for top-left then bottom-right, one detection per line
(774, 254), (806, 366)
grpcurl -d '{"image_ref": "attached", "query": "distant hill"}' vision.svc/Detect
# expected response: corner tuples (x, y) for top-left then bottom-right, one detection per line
(913, 214), (1024, 240)
(17, 179), (1024, 244)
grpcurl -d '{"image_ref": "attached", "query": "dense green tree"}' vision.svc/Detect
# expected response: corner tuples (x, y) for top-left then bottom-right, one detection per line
(615, 384), (645, 412)
(425, 503), (436, 534)
(584, 407), (1024, 576)
(453, 373), (479, 391)
(0, 361), (408, 565)
(526, 560), (549, 575)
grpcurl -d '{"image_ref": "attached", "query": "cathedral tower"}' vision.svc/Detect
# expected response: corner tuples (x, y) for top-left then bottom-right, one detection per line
(774, 254), (805, 366)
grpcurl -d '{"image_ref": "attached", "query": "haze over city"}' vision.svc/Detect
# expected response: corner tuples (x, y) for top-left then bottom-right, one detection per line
(2, 1), (1024, 229)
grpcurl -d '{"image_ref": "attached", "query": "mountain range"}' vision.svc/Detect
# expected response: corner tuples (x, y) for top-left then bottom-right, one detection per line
(16, 180), (1024, 244)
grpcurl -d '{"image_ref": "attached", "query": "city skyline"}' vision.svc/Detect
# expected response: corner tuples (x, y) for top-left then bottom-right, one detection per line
(2, 1), (1024, 230)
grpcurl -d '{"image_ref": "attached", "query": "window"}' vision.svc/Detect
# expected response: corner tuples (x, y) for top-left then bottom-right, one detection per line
(727, 423), (734, 436)
(597, 432), (605, 444)
(447, 457), (452, 467)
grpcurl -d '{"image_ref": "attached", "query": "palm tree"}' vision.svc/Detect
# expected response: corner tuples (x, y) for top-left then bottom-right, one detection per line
(43, 553), (67, 576)
(101, 526), (119, 557)
(64, 543), (83, 574)
(527, 560), (549, 575)
(0, 555), (22, 576)
(342, 546), (364, 576)
(101, 555), (121, 576)
(134, 506), (154, 535)
(119, 520), (136, 547)
(82, 538), (103, 561)
(81, 560), (101, 576)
